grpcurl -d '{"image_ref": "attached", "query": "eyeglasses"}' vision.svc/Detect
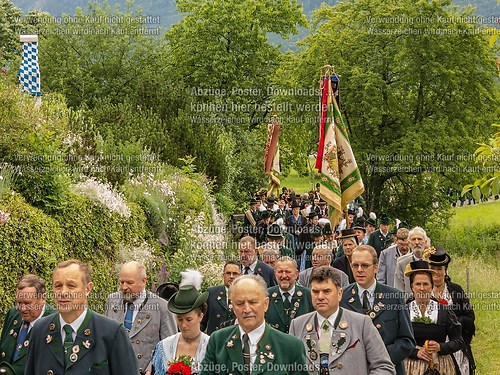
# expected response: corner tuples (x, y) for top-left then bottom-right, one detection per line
(350, 263), (375, 270)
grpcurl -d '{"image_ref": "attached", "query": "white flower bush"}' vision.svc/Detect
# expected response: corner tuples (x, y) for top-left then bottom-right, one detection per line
(72, 177), (131, 218)
(115, 240), (159, 273)
(167, 205), (228, 289)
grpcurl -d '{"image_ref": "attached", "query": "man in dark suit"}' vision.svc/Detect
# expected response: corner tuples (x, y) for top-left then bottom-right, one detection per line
(341, 245), (415, 374)
(200, 275), (309, 375)
(105, 261), (177, 373)
(289, 266), (395, 375)
(201, 260), (241, 334)
(0, 274), (55, 375)
(238, 236), (276, 287)
(25, 259), (138, 375)
(265, 257), (313, 333)
(243, 198), (260, 237)
(368, 213), (394, 256)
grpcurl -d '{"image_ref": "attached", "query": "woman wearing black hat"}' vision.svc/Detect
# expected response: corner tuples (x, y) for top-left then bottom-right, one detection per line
(429, 248), (476, 375)
(404, 260), (464, 375)
(150, 270), (209, 375)
(331, 229), (358, 283)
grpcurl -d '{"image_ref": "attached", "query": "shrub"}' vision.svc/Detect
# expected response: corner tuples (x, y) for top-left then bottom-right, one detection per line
(0, 192), (66, 315)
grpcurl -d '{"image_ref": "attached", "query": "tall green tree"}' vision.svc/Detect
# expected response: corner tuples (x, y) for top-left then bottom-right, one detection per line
(278, 0), (499, 226)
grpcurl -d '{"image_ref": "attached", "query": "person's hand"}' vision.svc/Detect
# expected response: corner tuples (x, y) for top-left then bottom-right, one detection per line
(426, 340), (441, 353)
(417, 347), (433, 362)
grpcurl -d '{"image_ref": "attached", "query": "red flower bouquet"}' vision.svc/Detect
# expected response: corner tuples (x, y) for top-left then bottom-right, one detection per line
(167, 355), (192, 375)
(167, 362), (191, 375)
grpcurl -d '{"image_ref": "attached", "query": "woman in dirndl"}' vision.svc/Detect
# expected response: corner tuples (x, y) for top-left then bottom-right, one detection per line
(404, 260), (464, 375)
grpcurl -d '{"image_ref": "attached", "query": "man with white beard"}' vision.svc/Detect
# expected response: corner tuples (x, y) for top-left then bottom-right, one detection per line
(393, 227), (430, 297)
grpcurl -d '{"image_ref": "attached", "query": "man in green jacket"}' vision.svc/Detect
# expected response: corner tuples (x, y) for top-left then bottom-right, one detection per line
(0, 274), (55, 375)
(200, 275), (309, 375)
(265, 257), (313, 333)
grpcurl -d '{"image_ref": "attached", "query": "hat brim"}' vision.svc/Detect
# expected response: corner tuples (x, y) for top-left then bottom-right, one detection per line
(404, 268), (437, 277)
(167, 291), (209, 314)
(429, 254), (452, 266)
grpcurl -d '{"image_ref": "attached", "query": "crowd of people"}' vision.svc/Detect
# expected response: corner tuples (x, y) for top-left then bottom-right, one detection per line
(0, 190), (477, 375)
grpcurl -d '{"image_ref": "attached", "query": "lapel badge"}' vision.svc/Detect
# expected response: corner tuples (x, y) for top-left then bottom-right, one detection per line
(374, 305), (380, 312)
(46, 335), (52, 344)
(69, 353), (78, 363)
(376, 324), (382, 329)
(260, 358), (266, 364)
(311, 340), (316, 348)
(297, 291), (303, 297)
(378, 301), (385, 308)
(24, 340), (30, 347)
(13, 320), (17, 325)
(267, 352), (274, 360)
(378, 293), (383, 299)
(72, 345), (80, 354)
(257, 267), (262, 273)
(272, 292), (278, 298)
(13, 332), (17, 338)
(348, 297), (355, 303)
(228, 304), (233, 310)
(84, 329), (91, 336)
(309, 350), (318, 360)
(82, 340), (91, 349)
(9, 329), (14, 336)
(1, 352), (5, 358)
(227, 340), (234, 348)
(369, 311), (376, 319)
(265, 344), (271, 351)
(232, 334), (238, 339)
(338, 321), (348, 330)
(340, 332), (346, 338)
(306, 323), (313, 332)
(351, 289), (356, 295)
(294, 302), (300, 308)
(49, 323), (55, 331)
(217, 296), (221, 301)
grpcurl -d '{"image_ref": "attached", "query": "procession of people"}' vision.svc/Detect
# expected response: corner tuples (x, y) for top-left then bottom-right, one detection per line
(0, 190), (476, 375)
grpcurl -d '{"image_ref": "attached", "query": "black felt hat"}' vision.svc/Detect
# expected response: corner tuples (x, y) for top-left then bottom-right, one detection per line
(428, 247), (451, 266)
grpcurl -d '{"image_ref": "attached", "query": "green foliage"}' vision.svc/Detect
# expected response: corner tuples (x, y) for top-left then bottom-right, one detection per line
(462, 124), (500, 199)
(281, 0), (500, 226)
(37, 1), (162, 108)
(0, 192), (66, 315)
(0, 79), (72, 211)
(431, 201), (500, 256)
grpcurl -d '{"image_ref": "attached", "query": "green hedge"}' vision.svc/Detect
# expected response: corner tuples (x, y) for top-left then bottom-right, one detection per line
(0, 192), (66, 316)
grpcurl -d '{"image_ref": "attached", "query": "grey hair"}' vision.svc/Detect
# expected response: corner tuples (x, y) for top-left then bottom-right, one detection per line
(229, 274), (268, 297)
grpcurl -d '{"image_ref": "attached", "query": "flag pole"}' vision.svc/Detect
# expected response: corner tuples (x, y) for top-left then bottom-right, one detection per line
(315, 65), (364, 230)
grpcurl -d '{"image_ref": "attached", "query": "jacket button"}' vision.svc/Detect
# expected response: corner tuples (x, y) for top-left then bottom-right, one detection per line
(136, 340), (140, 344)
(337, 363), (343, 369)
(137, 354), (142, 359)
(47, 371), (54, 375)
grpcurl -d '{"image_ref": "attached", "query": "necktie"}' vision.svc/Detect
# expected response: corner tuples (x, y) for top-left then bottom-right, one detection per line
(362, 290), (371, 312)
(12, 321), (29, 361)
(124, 302), (134, 330)
(318, 320), (331, 353)
(243, 266), (250, 275)
(63, 324), (74, 365)
(283, 292), (291, 311)
(242, 333), (251, 375)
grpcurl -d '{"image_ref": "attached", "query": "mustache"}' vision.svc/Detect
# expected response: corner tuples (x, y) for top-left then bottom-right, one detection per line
(242, 312), (256, 318)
